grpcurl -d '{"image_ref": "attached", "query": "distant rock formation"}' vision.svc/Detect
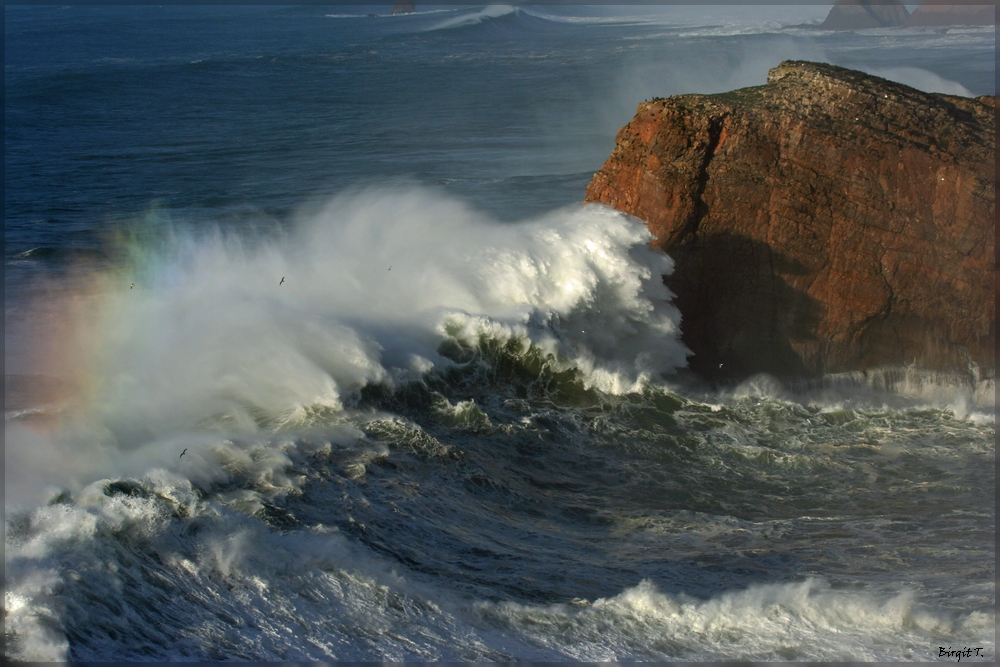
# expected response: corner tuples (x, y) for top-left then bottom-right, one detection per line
(585, 61), (995, 380)
(391, 2), (415, 15)
(904, 0), (995, 26)
(820, 0), (910, 29)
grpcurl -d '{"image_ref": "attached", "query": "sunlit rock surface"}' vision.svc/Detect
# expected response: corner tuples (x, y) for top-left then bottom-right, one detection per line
(586, 61), (995, 380)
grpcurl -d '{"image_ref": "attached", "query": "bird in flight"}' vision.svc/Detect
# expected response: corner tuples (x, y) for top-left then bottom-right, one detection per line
(130, 283), (134, 289)
(388, 266), (392, 271)
(279, 277), (285, 285)
(179, 448), (188, 458)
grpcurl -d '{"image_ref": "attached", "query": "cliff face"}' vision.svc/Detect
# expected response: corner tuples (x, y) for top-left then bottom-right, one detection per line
(585, 61), (995, 380)
(820, 0), (909, 29)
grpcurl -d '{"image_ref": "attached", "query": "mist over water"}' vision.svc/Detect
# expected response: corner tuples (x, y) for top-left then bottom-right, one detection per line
(5, 187), (684, 503)
(4, 4), (994, 662)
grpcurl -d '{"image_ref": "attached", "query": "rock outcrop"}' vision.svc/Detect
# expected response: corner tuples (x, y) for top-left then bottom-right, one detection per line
(820, 0), (910, 29)
(904, 1), (995, 27)
(585, 61), (995, 380)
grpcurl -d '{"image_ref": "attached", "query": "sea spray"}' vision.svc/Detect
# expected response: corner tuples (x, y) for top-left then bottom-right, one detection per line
(96, 187), (685, 425)
(4, 186), (687, 505)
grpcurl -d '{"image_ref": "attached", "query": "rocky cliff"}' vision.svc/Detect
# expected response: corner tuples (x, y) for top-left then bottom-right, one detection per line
(585, 61), (995, 380)
(819, 0), (909, 29)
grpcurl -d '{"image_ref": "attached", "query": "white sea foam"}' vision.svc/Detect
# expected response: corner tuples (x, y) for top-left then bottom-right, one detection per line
(475, 578), (995, 661)
(529, 6), (829, 29)
(707, 364), (996, 426)
(790, 367), (995, 419)
(7, 485), (993, 662)
(3, 186), (686, 505)
(424, 5), (519, 32)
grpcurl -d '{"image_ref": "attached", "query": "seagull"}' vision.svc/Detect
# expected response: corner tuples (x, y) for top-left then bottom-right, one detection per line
(719, 363), (724, 369)
(388, 266), (391, 271)
(279, 277), (285, 286)
(130, 283), (134, 289)
(179, 448), (187, 458)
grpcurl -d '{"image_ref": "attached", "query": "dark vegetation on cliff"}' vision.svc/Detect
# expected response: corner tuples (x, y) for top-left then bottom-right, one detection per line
(586, 61), (995, 382)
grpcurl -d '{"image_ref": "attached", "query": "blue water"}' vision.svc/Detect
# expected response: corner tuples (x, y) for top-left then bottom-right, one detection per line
(4, 5), (995, 662)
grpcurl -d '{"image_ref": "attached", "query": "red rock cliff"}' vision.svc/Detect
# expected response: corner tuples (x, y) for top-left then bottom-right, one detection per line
(585, 61), (995, 379)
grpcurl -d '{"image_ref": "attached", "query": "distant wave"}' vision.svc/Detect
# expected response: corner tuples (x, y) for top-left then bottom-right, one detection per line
(524, 6), (829, 31)
(655, 23), (807, 38)
(324, 9), (454, 20)
(520, 11), (658, 26)
(423, 5), (522, 32)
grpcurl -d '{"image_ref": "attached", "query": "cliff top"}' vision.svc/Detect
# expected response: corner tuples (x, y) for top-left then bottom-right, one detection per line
(646, 60), (992, 152)
(767, 60), (959, 100)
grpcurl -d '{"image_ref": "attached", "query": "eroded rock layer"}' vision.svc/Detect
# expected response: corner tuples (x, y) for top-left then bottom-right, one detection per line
(585, 60), (995, 379)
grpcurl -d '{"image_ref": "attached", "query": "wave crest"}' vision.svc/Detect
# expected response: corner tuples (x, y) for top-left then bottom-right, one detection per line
(5, 187), (687, 501)
(424, 5), (521, 32)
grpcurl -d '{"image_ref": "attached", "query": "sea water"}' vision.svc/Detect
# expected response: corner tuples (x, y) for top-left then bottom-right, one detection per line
(4, 5), (995, 662)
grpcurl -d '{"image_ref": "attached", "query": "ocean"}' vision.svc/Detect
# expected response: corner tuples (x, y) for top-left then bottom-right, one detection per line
(4, 5), (995, 662)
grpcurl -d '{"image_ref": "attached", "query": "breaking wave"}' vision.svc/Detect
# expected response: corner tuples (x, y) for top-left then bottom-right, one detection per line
(7, 476), (991, 662)
(424, 5), (525, 32)
(3, 185), (686, 503)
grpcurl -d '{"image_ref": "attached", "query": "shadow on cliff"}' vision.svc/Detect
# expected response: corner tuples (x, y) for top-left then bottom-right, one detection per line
(663, 232), (823, 382)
